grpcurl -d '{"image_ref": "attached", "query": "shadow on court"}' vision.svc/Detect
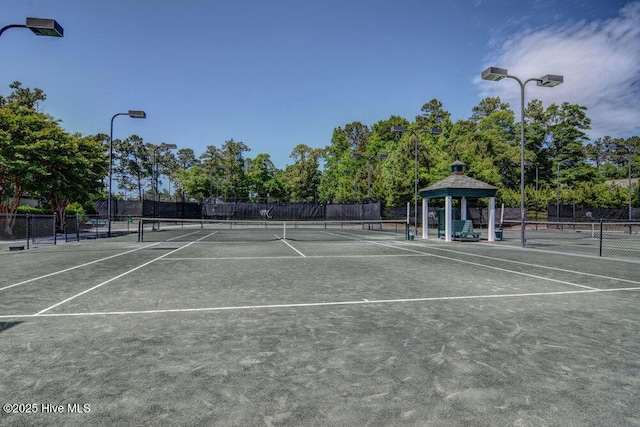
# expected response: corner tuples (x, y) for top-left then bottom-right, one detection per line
(0, 234), (638, 425)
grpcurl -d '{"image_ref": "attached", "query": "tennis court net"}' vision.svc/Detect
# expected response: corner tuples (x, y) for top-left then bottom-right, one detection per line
(137, 218), (409, 243)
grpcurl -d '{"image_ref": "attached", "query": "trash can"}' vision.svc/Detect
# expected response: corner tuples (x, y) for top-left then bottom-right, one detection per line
(408, 232), (415, 241)
(495, 229), (503, 241)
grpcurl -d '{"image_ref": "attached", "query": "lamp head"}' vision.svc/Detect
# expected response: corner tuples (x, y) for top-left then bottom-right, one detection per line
(26, 17), (64, 37)
(128, 110), (147, 119)
(537, 75), (563, 87)
(481, 67), (508, 81)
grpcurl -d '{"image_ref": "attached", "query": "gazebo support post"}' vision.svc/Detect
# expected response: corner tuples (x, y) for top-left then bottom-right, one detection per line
(461, 197), (467, 221)
(422, 198), (429, 239)
(488, 197), (496, 242)
(445, 196), (453, 242)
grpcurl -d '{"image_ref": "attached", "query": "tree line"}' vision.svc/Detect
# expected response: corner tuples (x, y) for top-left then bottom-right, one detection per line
(1, 82), (639, 236)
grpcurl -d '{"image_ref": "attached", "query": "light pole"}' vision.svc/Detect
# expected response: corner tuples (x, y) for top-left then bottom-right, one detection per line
(108, 110), (146, 237)
(391, 126), (442, 237)
(482, 67), (563, 247)
(609, 142), (638, 228)
(351, 153), (388, 201)
(1, 17), (64, 38)
(524, 161), (539, 220)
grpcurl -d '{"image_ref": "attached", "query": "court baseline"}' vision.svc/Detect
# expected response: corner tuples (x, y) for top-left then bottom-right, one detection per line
(1, 286), (639, 319)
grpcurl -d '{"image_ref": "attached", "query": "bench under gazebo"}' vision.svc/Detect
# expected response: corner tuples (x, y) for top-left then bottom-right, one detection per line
(419, 161), (499, 242)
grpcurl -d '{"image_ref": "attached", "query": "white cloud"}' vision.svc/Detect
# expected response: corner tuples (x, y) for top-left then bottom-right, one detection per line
(478, 1), (640, 140)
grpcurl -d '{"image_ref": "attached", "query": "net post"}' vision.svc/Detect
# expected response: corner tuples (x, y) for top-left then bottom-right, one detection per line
(76, 214), (80, 242)
(599, 219), (603, 257)
(283, 221), (286, 241)
(53, 214), (57, 245)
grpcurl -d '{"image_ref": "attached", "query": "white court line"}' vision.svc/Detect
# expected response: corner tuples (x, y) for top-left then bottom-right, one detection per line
(404, 243), (640, 286)
(372, 241), (599, 291)
(162, 254), (428, 261)
(0, 242), (162, 292)
(2, 286), (638, 319)
(35, 231), (218, 315)
(279, 237), (306, 257)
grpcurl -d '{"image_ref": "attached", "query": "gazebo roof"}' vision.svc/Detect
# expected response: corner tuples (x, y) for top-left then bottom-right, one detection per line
(420, 161), (498, 199)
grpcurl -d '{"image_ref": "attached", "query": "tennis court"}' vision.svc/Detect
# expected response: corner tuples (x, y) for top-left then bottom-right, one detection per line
(1, 221), (639, 426)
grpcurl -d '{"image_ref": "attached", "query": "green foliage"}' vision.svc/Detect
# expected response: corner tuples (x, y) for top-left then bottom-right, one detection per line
(16, 206), (50, 214)
(4, 80), (638, 217)
(65, 202), (85, 215)
(281, 144), (323, 202)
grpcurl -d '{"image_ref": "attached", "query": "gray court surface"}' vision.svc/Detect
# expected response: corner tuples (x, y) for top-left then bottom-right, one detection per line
(1, 229), (639, 426)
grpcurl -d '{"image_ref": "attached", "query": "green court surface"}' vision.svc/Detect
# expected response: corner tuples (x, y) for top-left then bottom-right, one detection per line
(1, 229), (639, 426)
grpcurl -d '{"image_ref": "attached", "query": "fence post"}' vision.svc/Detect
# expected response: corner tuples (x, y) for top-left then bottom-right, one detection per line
(26, 213), (30, 250)
(599, 219), (604, 257)
(137, 218), (143, 242)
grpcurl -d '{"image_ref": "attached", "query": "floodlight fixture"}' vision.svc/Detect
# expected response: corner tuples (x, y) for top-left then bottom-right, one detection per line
(538, 75), (563, 87)
(481, 67), (508, 81)
(391, 125), (407, 133)
(1, 17), (64, 38)
(25, 17), (64, 37)
(128, 110), (147, 119)
(162, 143), (178, 150)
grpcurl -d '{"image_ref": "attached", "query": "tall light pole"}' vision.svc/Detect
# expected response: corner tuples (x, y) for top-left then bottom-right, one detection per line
(609, 142), (638, 228)
(1, 17), (64, 38)
(391, 126), (442, 237)
(108, 110), (146, 237)
(351, 153), (388, 201)
(482, 67), (563, 247)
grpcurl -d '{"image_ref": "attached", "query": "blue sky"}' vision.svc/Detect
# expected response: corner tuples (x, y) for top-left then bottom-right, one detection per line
(2, 0), (638, 170)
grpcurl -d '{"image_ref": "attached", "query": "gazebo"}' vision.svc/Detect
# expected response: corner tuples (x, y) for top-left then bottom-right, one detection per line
(420, 160), (499, 242)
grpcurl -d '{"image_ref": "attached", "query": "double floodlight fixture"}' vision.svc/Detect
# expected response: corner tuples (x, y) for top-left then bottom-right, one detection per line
(482, 66), (563, 247)
(1, 17), (64, 38)
(481, 67), (564, 87)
